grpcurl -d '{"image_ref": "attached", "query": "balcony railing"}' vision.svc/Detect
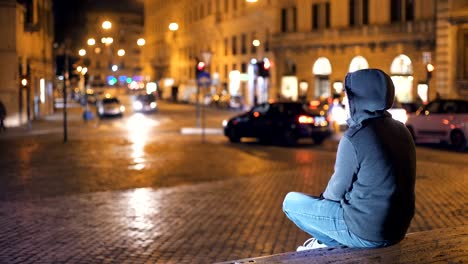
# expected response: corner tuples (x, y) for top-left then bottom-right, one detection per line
(272, 20), (435, 48)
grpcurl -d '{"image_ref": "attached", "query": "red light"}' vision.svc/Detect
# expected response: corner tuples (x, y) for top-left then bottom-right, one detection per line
(197, 62), (205, 70)
(298, 115), (314, 124)
(253, 111), (260, 117)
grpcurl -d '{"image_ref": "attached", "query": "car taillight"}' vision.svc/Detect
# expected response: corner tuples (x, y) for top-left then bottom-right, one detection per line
(298, 115), (314, 124)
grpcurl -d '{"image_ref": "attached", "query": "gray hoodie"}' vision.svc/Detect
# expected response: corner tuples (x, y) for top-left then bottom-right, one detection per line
(323, 69), (416, 243)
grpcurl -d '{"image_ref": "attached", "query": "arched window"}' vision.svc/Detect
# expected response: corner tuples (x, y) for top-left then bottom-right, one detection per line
(390, 54), (413, 75)
(312, 57), (332, 75)
(349, 56), (369, 72)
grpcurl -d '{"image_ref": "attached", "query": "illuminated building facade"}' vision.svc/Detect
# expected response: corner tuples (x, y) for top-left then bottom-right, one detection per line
(83, 10), (144, 88)
(143, 0), (467, 107)
(0, 0), (54, 127)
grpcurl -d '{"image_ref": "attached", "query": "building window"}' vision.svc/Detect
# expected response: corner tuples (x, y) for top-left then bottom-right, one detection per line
(232, 36), (237, 55)
(312, 2), (331, 30)
(312, 4), (319, 30)
(241, 63), (247, 73)
(233, 0), (237, 11)
(292, 7), (297, 32)
(349, 0), (369, 26)
(224, 64), (228, 80)
(241, 34), (247, 54)
(207, 0), (212, 15)
(281, 8), (287, 32)
(225, 0), (229, 13)
(265, 30), (270, 52)
(391, 0), (413, 23)
(233, 63), (237, 70)
(224, 38), (228, 56)
(325, 3), (331, 28)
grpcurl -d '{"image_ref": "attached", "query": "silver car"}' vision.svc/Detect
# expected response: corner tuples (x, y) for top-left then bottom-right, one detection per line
(96, 97), (125, 117)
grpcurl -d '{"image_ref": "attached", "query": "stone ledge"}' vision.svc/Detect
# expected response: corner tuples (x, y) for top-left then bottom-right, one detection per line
(217, 225), (468, 264)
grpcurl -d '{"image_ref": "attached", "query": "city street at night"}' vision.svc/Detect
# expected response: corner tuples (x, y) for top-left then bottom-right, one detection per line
(0, 100), (466, 263)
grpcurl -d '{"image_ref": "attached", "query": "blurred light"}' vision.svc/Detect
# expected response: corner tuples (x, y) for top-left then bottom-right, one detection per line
(119, 76), (127, 82)
(222, 120), (228, 127)
(129, 81), (139, 90)
(94, 47), (101, 54)
(106, 37), (114, 45)
(117, 49), (126, 56)
(120, 105), (126, 112)
(81, 67), (88, 75)
(146, 82), (157, 94)
(252, 39), (261, 47)
(107, 76), (117, 86)
(78, 49), (86, 56)
(77, 66), (83, 72)
(263, 58), (271, 69)
(427, 63), (435, 72)
(298, 115), (314, 124)
(197, 61), (205, 71)
(137, 38), (146, 46)
(112, 65), (119, 72)
(105, 93), (111, 98)
(126, 77), (133, 84)
(150, 102), (157, 109)
(102, 21), (112, 30)
(40, 78), (45, 103)
(21, 78), (28, 86)
(87, 38), (96, 46)
(168, 22), (179, 31)
(101, 37), (107, 44)
(229, 70), (240, 80)
(163, 78), (174, 87)
(250, 58), (257, 64)
(246, 0), (258, 2)
(333, 82), (343, 93)
(58, 76), (64, 80)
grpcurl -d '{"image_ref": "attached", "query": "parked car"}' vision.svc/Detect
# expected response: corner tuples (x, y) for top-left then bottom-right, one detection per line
(133, 93), (158, 113)
(405, 99), (468, 150)
(96, 97), (125, 118)
(222, 101), (332, 146)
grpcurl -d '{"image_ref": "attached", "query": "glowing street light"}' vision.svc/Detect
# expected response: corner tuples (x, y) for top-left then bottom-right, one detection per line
(77, 66), (83, 72)
(112, 65), (119, 72)
(137, 38), (146, 46)
(78, 49), (86, 56)
(81, 67), (88, 75)
(117, 49), (126, 56)
(246, 0), (258, 2)
(102, 21), (112, 30)
(168, 22), (179, 31)
(87, 38), (96, 46)
(252, 39), (261, 47)
(21, 78), (28, 86)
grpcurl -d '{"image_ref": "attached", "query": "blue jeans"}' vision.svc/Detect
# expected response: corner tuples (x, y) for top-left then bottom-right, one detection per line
(283, 192), (391, 248)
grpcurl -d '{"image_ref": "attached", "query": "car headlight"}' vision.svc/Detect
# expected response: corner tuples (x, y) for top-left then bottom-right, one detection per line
(222, 120), (228, 127)
(120, 105), (126, 112)
(150, 102), (157, 108)
(133, 101), (143, 110)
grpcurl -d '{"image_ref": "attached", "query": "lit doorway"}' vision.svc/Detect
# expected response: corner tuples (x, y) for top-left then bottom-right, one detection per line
(390, 54), (413, 103)
(312, 57), (332, 99)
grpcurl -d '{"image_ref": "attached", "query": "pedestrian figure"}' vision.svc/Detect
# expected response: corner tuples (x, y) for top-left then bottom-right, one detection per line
(0, 100), (6, 132)
(283, 69), (416, 250)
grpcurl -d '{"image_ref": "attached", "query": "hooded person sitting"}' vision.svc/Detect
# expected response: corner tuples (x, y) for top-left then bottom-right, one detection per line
(283, 69), (416, 250)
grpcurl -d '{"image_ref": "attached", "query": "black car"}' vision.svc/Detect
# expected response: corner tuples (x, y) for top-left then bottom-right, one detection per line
(223, 102), (331, 146)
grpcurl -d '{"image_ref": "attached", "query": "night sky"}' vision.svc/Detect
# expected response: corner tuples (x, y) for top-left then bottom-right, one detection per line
(53, 0), (143, 43)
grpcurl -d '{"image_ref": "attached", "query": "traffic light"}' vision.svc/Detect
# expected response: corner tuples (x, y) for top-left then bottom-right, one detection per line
(196, 61), (205, 78)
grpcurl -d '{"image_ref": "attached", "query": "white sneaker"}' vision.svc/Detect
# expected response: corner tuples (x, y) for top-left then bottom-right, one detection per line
(296, 238), (328, 251)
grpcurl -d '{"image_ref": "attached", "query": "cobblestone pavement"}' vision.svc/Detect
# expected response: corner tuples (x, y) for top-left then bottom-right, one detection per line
(0, 101), (466, 263)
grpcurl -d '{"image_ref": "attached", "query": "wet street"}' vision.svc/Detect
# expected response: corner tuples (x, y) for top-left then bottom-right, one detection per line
(0, 98), (466, 263)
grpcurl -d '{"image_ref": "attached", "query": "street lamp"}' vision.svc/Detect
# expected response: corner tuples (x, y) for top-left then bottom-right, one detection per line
(102, 20), (112, 30)
(252, 39), (261, 47)
(117, 49), (126, 57)
(137, 38), (146, 46)
(168, 22), (179, 31)
(87, 38), (96, 46)
(78, 49), (86, 56)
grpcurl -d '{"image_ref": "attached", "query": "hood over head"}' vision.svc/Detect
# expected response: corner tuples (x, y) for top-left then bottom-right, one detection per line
(344, 69), (395, 125)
